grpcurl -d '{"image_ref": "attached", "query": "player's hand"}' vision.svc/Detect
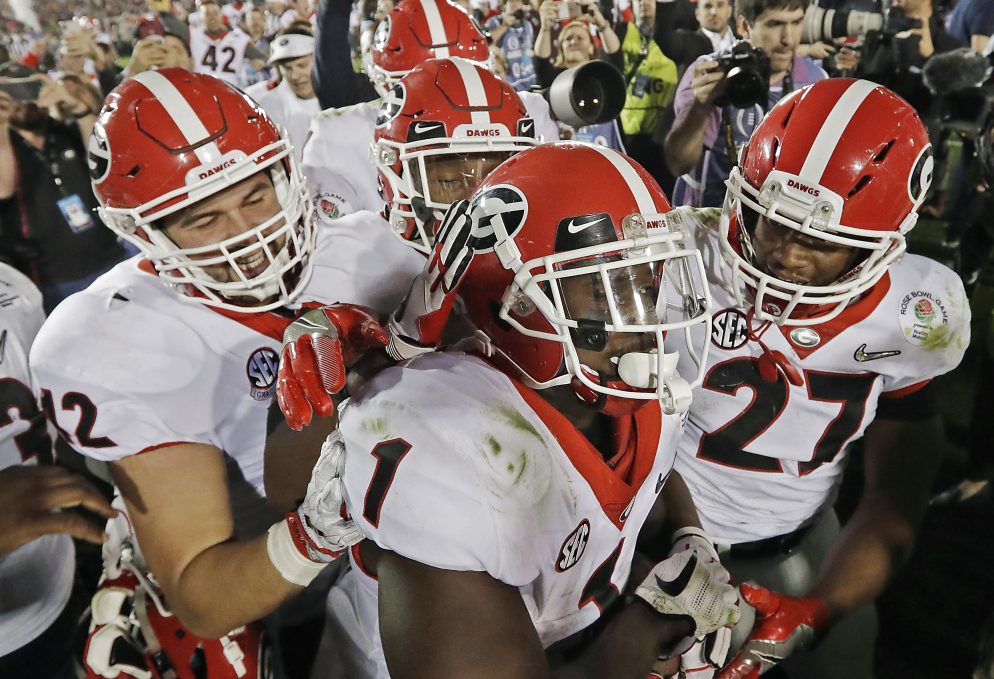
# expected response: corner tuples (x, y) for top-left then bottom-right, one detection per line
(636, 549), (740, 636)
(716, 584), (829, 678)
(0, 464), (117, 557)
(661, 527), (735, 676)
(290, 431), (363, 562)
(387, 199), (475, 360)
(277, 304), (388, 430)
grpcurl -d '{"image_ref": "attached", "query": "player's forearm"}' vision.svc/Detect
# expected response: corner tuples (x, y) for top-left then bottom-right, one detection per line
(664, 104), (711, 176)
(168, 533), (304, 639)
(806, 494), (916, 619)
(552, 602), (692, 678)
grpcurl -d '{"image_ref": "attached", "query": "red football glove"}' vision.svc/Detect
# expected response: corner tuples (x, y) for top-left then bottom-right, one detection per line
(277, 304), (388, 430)
(717, 584), (830, 678)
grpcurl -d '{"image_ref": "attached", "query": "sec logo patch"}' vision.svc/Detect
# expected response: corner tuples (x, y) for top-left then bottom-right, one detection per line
(247, 347), (279, 400)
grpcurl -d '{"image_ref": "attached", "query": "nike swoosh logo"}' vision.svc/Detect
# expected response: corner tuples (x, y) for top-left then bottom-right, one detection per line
(655, 553), (698, 596)
(654, 473), (665, 494)
(566, 216), (605, 234)
(619, 498), (634, 523)
(414, 122), (442, 134)
(520, 121), (534, 134)
(853, 343), (901, 362)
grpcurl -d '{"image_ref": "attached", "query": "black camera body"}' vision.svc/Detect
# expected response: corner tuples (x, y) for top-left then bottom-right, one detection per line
(713, 41), (772, 109)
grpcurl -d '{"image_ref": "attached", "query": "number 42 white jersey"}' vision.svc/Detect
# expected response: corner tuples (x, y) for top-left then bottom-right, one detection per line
(190, 26), (252, 87)
(329, 352), (682, 677)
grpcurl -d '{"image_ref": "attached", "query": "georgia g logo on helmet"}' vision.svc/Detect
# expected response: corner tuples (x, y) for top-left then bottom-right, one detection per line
(907, 144), (934, 209)
(376, 83), (406, 128)
(464, 185), (528, 253)
(87, 123), (112, 184)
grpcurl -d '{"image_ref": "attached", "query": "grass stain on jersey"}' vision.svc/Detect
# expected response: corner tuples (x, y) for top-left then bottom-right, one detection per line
(360, 417), (390, 436)
(506, 452), (529, 486)
(486, 435), (503, 456)
(491, 404), (546, 447)
(920, 324), (953, 351)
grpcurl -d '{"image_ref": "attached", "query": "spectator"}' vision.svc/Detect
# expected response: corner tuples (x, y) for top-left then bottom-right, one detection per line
(241, 6), (273, 85)
(0, 262), (115, 679)
(485, 0), (539, 91)
(0, 62), (127, 312)
(656, 0), (735, 75)
(945, 0), (994, 52)
(614, 0), (679, 188)
(249, 29), (320, 161)
(664, 0), (827, 207)
(122, 33), (193, 79)
(533, 0), (621, 87)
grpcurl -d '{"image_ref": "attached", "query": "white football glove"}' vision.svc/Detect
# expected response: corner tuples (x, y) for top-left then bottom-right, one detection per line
(661, 527), (735, 674)
(636, 549), (741, 636)
(295, 431), (364, 559)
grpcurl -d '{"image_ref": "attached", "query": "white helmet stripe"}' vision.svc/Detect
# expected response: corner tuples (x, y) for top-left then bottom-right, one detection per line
(798, 79), (878, 184)
(419, 0), (450, 58)
(132, 70), (223, 166)
(586, 143), (657, 216)
(451, 58), (492, 126)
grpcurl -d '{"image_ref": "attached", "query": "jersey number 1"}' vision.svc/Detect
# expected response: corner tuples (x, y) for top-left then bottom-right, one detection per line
(362, 438), (412, 528)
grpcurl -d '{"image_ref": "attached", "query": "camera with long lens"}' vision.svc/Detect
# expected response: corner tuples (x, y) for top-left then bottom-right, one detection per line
(801, 3), (920, 43)
(543, 60), (627, 127)
(712, 41), (771, 109)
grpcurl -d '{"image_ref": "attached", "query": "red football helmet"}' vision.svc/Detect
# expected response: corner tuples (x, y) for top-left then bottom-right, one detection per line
(720, 78), (933, 325)
(88, 68), (313, 312)
(81, 570), (272, 679)
(363, 0), (490, 95)
(373, 57), (537, 253)
(456, 142), (712, 415)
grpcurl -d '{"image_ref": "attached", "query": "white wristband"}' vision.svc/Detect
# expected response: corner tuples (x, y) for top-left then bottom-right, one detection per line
(266, 519), (328, 587)
(671, 526), (714, 549)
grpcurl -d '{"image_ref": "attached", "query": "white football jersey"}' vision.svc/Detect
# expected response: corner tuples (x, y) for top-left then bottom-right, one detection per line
(301, 92), (559, 220)
(329, 352), (682, 676)
(251, 78), (321, 163)
(0, 263), (75, 655)
(29, 214), (424, 518)
(666, 208), (970, 543)
(189, 26), (253, 87)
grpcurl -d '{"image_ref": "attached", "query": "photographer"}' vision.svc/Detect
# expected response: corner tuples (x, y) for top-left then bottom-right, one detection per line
(663, 0), (827, 208)
(859, 0), (959, 111)
(0, 62), (126, 311)
(486, 0), (538, 91)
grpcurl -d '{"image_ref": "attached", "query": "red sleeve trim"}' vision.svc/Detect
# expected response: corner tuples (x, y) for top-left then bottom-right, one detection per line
(134, 441), (199, 455)
(881, 379), (931, 400)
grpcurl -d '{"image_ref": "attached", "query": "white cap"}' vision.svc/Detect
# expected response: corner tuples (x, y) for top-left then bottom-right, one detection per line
(267, 33), (314, 66)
